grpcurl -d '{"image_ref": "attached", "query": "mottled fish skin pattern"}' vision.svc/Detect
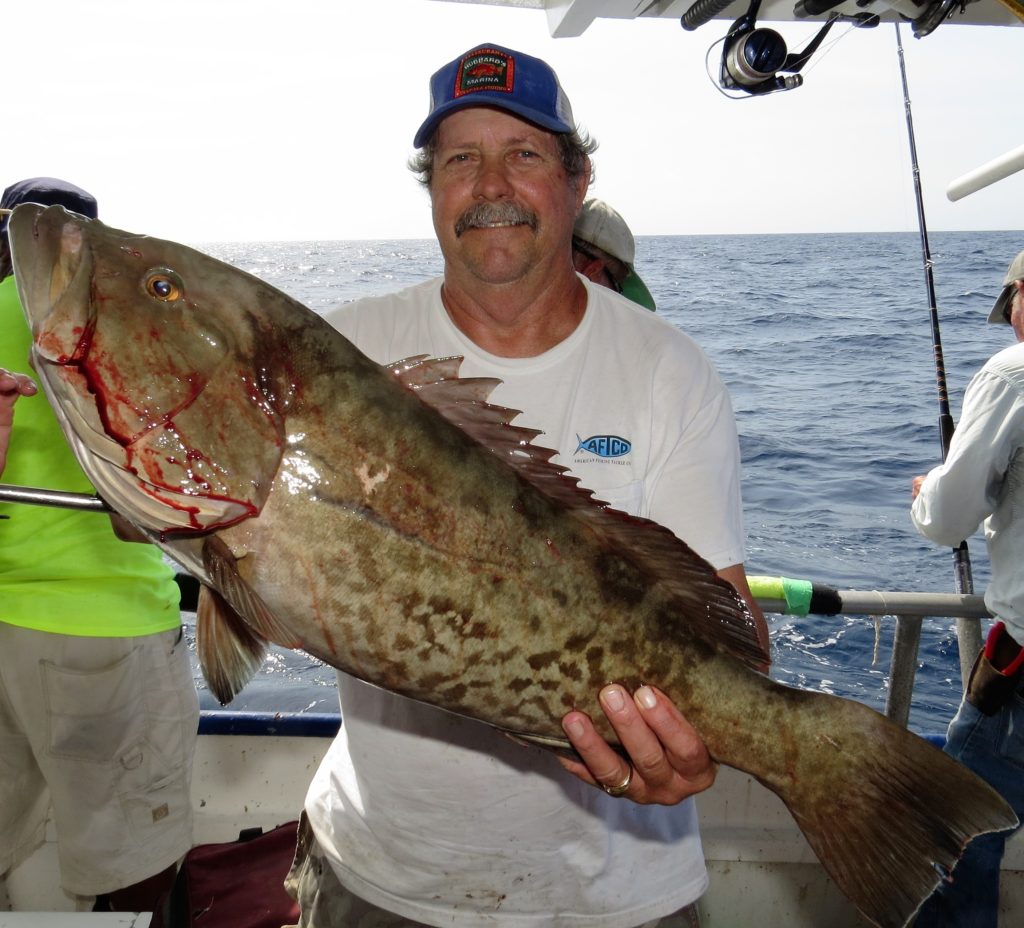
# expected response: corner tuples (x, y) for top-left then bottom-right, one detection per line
(199, 316), (727, 742)
(9, 204), (753, 746)
(9, 204), (1018, 928)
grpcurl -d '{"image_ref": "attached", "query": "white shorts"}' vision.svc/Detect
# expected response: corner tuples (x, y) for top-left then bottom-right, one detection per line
(0, 623), (199, 895)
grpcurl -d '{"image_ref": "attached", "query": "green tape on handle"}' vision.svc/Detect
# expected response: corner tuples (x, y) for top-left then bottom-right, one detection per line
(781, 577), (814, 616)
(748, 575), (814, 616)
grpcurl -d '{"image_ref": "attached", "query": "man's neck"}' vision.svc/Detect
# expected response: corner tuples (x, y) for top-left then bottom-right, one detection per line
(440, 269), (588, 358)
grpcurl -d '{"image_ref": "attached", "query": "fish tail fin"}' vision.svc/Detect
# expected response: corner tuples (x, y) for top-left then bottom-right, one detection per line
(767, 695), (1016, 928)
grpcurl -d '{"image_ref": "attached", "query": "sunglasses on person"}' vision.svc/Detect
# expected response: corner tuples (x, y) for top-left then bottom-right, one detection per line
(1005, 284), (1020, 325)
(572, 237), (623, 293)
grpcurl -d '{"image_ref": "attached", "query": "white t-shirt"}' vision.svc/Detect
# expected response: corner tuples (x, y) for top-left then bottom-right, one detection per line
(912, 340), (1024, 640)
(305, 277), (747, 927)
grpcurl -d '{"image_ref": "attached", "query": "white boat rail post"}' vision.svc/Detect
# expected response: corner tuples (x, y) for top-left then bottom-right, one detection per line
(887, 613), (923, 727)
(753, 583), (990, 727)
(831, 591), (990, 724)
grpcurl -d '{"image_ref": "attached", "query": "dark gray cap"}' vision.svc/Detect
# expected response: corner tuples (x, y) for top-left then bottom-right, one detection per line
(989, 249), (1024, 325)
(0, 177), (98, 236)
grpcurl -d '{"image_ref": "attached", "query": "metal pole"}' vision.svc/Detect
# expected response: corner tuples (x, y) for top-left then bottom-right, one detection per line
(894, 24), (981, 686)
(886, 614), (923, 726)
(0, 483), (110, 513)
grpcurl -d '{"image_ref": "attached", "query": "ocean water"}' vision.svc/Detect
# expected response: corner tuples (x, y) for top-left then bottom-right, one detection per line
(187, 230), (1023, 734)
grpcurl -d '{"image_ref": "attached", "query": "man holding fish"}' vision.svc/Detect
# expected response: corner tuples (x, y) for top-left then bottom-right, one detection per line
(8, 43), (1015, 928)
(288, 43), (767, 928)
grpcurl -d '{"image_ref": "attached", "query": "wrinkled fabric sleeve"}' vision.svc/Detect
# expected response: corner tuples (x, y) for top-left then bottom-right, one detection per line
(643, 349), (746, 571)
(911, 365), (1024, 547)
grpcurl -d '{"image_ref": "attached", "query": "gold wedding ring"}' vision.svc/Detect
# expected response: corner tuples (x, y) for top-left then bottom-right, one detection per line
(601, 767), (633, 797)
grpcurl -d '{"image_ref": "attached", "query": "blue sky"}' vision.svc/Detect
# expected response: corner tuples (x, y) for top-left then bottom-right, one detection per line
(9, 0), (1023, 242)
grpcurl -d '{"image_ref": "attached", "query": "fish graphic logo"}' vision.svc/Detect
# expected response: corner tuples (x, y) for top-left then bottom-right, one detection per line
(468, 62), (502, 79)
(456, 50), (514, 96)
(575, 434), (631, 458)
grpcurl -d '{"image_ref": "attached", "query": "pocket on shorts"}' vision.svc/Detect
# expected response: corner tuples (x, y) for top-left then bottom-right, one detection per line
(119, 767), (191, 846)
(43, 645), (146, 764)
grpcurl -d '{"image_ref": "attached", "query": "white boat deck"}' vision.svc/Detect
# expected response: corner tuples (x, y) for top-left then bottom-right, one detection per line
(6, 731), (1021, 925)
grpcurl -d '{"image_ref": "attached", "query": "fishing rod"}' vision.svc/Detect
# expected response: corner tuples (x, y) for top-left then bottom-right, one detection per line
(893, 23), (980, 676)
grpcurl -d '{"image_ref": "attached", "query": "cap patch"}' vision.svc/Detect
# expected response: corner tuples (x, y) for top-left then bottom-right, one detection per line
(456, 49), (514, 97)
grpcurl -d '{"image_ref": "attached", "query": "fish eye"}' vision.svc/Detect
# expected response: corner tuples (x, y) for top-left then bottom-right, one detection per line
(143, 268), (184, 302)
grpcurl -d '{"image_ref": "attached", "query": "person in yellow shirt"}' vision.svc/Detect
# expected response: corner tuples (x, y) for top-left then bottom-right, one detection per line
(0, 178), (198, 913)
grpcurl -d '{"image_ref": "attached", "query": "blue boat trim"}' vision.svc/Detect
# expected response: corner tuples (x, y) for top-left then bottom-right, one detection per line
(199, 709), (341, 737)
(197, 709), (946, 748)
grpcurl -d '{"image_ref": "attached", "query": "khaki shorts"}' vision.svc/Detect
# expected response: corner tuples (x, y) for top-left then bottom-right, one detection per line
(0, 623), (199, 896)
(285, 814), (701, 928)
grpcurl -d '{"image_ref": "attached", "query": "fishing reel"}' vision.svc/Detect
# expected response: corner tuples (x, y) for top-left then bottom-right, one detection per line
(721, 19), (800, 95)
(711, 0), (874, 96)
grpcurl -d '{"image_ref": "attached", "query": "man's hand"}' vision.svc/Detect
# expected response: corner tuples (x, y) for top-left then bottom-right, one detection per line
(559, 684), (717, 805)
(0, 368), (38, 475)
(911, 475), (926, 501)
(109, 512), (152, 544)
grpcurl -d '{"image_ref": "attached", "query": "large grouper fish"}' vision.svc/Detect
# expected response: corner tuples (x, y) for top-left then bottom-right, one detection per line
(8, 203), (1017, 927)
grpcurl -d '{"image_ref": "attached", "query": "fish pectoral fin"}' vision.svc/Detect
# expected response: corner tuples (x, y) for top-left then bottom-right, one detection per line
(196, 584), (266, 705)
(201, 535), (302, 649)
(196, 534), (303, 705)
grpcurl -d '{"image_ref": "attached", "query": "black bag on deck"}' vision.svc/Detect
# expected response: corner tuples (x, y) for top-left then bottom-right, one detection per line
(160, 820), (301, 928)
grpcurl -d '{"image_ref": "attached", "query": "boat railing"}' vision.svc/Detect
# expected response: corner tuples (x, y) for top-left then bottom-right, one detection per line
(752, 583), (987, 728)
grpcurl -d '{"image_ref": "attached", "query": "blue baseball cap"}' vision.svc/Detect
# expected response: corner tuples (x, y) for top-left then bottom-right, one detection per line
(0, 177), (98, 235)
(414, 43), (575, 148)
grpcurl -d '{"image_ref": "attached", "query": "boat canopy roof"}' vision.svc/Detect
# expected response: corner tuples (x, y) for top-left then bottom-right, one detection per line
(433, 0), (1023, 35)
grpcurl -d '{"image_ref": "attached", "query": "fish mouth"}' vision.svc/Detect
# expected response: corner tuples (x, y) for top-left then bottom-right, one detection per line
(8, 203), (94, 365)
(454, 202), (538, 238)
(9, 204), (260, 536)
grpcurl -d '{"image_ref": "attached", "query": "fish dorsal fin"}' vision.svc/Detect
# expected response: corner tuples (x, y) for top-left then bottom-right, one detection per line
(387, 356), (766, 671)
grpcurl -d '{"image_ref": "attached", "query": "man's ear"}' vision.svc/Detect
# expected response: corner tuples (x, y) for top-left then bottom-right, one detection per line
(576, 254), (606, 285)
(573, 158), (592, 212)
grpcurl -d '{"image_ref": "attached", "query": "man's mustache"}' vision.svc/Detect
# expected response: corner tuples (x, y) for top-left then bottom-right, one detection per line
(455, 202), (538, 237)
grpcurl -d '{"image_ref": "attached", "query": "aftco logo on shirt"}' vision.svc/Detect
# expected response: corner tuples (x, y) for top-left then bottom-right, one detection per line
(574, 434), (631, 458)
